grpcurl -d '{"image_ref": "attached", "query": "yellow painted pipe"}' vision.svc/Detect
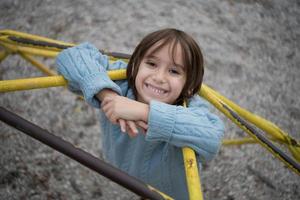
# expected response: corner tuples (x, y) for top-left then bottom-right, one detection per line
(222, 138), (257, 146)
(0, 41), (59, 57)
(182, 147), (203, 200)
(203, 85), (286, 142)
(0, 76), (67, 92)
(0, 36), (127, 62)
(0, 69), (126, 93)
(201, 85), (300, 163)
(222, 137), (289, 146)
(0, 35), (65, 52)
(199, 86), (300, 175)
(0, 50), (9, 62)
(19, 52), (56, 76)
(0, 29), (75, 47)
(182, 101), (203, 200)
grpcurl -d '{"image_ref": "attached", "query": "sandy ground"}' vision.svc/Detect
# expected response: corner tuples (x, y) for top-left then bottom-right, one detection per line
(0, 0), (299, 199)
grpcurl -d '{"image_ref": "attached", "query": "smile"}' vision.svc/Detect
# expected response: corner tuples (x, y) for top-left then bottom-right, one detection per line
(145, 83), (168, 95)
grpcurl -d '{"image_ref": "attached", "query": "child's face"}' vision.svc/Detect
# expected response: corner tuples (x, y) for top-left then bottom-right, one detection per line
(135, 43), (186, 104)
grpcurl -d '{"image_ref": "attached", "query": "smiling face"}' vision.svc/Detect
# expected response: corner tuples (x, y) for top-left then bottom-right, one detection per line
(127, 29), (204, 104)
(135, 42), (186, 104)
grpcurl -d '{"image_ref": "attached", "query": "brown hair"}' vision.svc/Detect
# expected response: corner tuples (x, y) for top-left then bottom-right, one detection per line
(127, 28), (204, 104)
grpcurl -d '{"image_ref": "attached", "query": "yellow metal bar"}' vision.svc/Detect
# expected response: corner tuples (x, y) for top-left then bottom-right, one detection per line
(0, 76), (67, 92)
(0, 29), (75, 47)
(0, 69), (126, 93)
(0, 31), (130, 60)
(0, 35), (64, 52)
(202, 85), (300, 163)
(199, 86), (300, 176)
(182, 101), (203, 200)
(222, 138), (257, 146)
(182, 147), (203, 200)
(222, 137), (294, 146)
(0, 41), (59, 57)
(19, 52), (56, 76)
(288, 145), (300, 164)
(222, 137), (288, 146)
(203, 85), (286, 141)
(0, 35), (128, 62)
(0, 50), (9, 62)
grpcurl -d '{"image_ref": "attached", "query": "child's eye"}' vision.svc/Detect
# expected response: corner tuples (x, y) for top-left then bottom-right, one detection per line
(169, 68), (180, 75)
(146, 61), (156, 67)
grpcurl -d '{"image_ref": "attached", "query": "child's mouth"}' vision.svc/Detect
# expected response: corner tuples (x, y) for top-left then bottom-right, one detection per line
(145, 83), (167, 96)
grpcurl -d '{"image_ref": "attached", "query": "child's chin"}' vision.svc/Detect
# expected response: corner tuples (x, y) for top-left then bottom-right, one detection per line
(149, 97), (171, 104)
(139, 94), (171, 104)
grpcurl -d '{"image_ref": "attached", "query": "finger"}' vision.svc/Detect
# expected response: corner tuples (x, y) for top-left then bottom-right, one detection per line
(136, 121), (148, 130)
(123, 121), (137, 137)
(118, 119), (126, 133)
(136, 121), (148, 134)
(124, 122), (133, 136)
(124, 123), (131, 134)
(126, 121), (138, 137)
(127, 128), (135, 137)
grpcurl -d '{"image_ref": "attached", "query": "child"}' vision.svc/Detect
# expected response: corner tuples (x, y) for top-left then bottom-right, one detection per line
(56, 28), (224, 199)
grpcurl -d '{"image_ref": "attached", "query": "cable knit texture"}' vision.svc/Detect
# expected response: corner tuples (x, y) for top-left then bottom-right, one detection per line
(56, 42), (122, 107)
(56, 43), (225, 200)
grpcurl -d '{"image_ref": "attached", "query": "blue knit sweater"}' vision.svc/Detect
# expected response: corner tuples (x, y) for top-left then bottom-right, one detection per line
(56, 43), (224, 199)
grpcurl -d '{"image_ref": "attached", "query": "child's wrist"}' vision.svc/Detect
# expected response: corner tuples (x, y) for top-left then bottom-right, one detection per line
(96, 89), (118, 101)
(139, 103), (149, 122)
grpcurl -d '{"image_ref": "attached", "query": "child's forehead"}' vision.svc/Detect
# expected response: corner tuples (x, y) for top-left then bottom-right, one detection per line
(145, 41), (183, 59)
(144, 42), (185, 68)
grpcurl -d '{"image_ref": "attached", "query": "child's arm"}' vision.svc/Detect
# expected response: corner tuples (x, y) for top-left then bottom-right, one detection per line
(100, 94), (149, 123)
(146, 95), (224, 162)
(97, 90), (149, 136)
(56, 43), (147, 136)
(56, 42), (127, 108)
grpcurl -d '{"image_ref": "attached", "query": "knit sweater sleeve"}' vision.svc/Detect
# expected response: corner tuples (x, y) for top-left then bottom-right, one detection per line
(145, 95), (224, 162)
(56, 42), (129, 108)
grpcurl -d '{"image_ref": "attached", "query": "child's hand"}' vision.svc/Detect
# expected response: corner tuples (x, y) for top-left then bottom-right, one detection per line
(101, 95), (149, 124)
(118, 119), (148, 137)
(97, 89), (149, 137)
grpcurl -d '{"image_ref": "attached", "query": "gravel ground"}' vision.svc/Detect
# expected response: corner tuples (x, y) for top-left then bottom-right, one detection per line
(0, 0), (299, 199)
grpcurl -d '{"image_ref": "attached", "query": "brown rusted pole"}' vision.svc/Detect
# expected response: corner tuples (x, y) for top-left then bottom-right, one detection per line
(0, 107), (170, 200)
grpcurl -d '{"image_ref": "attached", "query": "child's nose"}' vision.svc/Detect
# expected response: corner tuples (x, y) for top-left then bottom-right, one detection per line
(153, 68), (166, 83)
